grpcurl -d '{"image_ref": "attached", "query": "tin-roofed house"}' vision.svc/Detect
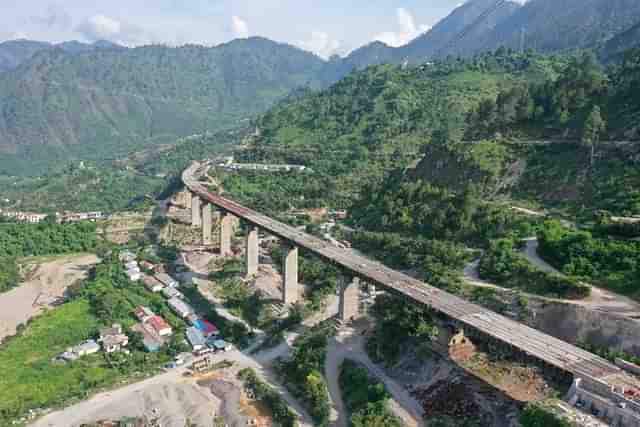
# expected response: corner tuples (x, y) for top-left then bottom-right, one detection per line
(193, 319), (219, 338)
(186, 327), (206, 351)
(168, 297), (193, 318)
(155, 273), (179, 288)
(142, 275), (164, 293)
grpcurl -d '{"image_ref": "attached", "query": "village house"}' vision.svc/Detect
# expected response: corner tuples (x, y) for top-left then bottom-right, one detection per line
(134, 306), (155, 322)
(142, 275), (164, 292)
(146, 315), (173, 337)
(59, 339), (100, 361)
(98, 324), (129, 353)
(125, 261), (139, 270)
(168, 297), (193, 318)
(119, 250), (136, 263)
(139, 261), (155, 271)
(162, 286), (183, 299)
(186, 327), (206, 351)
(126, 269), (142, 282)
(155, 273), (178, 288)
(193, 318), (219, 338)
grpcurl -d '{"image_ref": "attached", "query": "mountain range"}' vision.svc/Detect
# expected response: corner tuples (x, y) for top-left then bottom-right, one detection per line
(1, 0), (640, 175)
(0, 39), (122, 73)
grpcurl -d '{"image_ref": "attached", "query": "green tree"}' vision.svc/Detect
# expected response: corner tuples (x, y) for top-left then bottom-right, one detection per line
(582, 105), (606, 166)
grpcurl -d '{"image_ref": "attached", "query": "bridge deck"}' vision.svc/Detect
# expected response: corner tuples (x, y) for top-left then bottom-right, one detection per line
(183, 162), (625, 383)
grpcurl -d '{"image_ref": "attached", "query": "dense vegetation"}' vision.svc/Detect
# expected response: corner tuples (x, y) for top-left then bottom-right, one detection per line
(349, 231), (470, 289)
(367, 294), (437, 365)
(0, 221), (97, 293)
(277, 321), (335, 426)
(0, 253), (186, 425)
(0, 221), (97, 258)
(351, 174), (536, 247)
(479, 238), (590, 299)
(238, 368), (299, 427)
(0, 38), (327, 176)
(338, 359), (402, 427)
(0, 256), (19, 293)
(466, 50), (640, 142)
(519, 404), (574, 427)
(538, 220), (640, 295)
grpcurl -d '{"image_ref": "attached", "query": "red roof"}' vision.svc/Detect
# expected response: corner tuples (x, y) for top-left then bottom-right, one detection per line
(147, 315), (171, 333)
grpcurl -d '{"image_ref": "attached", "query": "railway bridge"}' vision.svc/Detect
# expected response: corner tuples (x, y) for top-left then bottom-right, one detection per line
(181, 161), (640, 426)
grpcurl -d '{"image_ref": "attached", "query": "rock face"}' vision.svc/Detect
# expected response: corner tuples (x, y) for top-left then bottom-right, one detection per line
(526, 299), (640, 357)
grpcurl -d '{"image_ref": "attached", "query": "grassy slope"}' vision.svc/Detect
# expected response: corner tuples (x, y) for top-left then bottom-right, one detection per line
(0, 300), (103, 415)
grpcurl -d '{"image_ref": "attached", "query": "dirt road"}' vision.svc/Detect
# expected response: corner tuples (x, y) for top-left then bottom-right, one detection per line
(0, 253), (98, 342)
(325, 323), (424, 427)
(522, 238), (640, 319)
(30, 342), (315, 427)
(462, 240), (640, 321)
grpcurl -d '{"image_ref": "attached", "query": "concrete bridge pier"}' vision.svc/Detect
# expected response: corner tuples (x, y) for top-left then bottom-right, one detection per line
(282, 245), (299, 304)
(202, 203), (213, 245)
(219, 212), (234, 256)
(191, 195), (201, 227)
(339, 276), (360, 322)
(245, 226), (259, 278)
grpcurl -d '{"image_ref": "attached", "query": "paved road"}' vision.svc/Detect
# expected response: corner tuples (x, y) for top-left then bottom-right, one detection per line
(183, 161), (628, 385)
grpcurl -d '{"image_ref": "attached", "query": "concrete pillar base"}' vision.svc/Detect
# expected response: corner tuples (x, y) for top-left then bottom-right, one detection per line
(283, 246), (299, 304)
(245, 226), (259, 278)
(219, 212), (234, 256)
(339, 276), (360, 322)
(202, 203), (213, 245)
(191, 196), (201, 227)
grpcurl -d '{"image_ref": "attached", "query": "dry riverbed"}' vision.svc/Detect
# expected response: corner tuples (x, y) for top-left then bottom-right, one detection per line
(0, 253), (98, 342)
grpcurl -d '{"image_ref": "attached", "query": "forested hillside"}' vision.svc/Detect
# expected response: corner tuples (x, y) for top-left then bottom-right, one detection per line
(232, 51), (563, 206)
(0, 39), (122, 73)
(3, 0), (640, 178)
(225, 49), (640, 239)
(0, 37), (325, 176)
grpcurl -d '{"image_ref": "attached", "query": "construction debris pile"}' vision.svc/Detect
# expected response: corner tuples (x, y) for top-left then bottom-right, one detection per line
(412, 377), (489, 422)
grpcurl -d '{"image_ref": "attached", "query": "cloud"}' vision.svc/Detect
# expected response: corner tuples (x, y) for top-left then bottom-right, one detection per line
(298, 31), (342, 59)
(76, 15), (154, 46)
(31, 4), (72, 30)
(374, 8), (430, 47)
(231, 15), (249, 38)
(0, 31), (29, 42)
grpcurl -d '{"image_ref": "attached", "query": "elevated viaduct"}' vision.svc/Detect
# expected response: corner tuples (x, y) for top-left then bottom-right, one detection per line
(181, 161), (640, 426)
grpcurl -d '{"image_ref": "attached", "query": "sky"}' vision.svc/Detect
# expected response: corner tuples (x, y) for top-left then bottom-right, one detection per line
(0, 0), (470, 58)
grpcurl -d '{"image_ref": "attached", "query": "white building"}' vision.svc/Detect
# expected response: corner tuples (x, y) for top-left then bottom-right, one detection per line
(126, 269), (142, 282)
(142, 275), (164, 292)
(162, 287), (183, 300)
(155, 273), (178, 288)
(168, 297), (194, 319)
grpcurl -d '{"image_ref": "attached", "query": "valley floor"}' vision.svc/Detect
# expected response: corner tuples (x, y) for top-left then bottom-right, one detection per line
(0, 253), (98, 343)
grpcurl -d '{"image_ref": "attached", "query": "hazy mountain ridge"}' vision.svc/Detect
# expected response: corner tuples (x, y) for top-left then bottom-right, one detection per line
(2, 0), (640, 175)
(468, 0), (640, 55)
(0, 39), (123, 73)
(0, 37), (326, 175)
